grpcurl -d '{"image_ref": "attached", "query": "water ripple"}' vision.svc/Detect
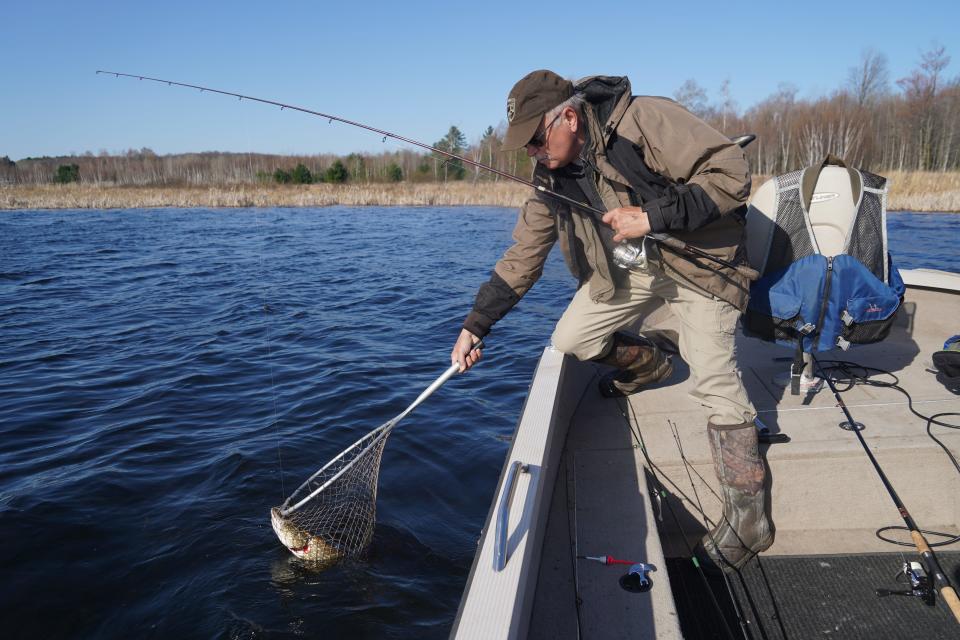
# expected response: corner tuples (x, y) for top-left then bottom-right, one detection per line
(1, 206), (955, 638)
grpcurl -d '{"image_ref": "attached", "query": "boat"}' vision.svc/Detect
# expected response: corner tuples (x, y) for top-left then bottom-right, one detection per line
(450, 165), (960, 639)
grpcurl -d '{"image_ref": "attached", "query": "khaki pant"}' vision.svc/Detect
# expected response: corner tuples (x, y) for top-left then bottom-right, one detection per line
(551, 264), (755, 425)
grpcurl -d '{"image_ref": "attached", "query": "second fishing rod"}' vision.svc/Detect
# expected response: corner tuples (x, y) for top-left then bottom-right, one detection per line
(97, 70), (759, 281)
(810, 353), (960, 624)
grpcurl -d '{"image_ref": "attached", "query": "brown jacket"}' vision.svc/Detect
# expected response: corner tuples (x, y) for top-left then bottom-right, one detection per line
(464, 76), (751, 338)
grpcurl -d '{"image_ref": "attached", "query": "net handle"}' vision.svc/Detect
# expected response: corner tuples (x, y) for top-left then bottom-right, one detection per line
(394, 339), (484, 423)
(281, 340), (484, 516)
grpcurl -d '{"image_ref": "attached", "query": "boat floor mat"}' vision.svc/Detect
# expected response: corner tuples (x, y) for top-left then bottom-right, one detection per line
(666, 551), (960, 639)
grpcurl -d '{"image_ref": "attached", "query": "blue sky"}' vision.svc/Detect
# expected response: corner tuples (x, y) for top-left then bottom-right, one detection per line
(1, 0), (956, 160)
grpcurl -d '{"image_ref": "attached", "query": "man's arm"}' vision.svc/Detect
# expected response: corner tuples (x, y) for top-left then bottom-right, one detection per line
(627, 97), (751, 234)
(453, 194), (557, 371)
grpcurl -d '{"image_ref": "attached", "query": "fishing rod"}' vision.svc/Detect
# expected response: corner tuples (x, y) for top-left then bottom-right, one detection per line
(96, 70), (759, 281)
(810, 353), (960, 624)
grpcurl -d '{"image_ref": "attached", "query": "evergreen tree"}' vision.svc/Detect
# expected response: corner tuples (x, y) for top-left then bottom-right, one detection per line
(386, 162), (403, 182)
(433, 125), (467, 181)
(325, 160), (349, 183)
(291, 163), (313, 184)
(54, 164), (80, 183)
(273, 168), (292, 184)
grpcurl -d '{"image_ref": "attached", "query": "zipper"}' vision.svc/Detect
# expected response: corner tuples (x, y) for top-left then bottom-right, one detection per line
(812, 256), (834, 352)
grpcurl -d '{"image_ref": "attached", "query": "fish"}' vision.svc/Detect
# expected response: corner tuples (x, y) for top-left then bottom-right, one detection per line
(270, 507), (344, 567)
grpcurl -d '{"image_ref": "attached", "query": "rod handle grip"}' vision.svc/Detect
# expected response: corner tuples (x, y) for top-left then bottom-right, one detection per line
(942, 586), (960, 625)
(911, 530), (960, 623)
(911, 530), (931, 554)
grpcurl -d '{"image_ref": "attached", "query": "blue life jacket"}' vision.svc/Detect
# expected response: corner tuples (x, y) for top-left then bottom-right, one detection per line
(743, 159), (905, 353)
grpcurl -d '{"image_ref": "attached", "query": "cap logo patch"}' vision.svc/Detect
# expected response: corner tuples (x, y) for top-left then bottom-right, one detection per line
(506, 98), (516, 123)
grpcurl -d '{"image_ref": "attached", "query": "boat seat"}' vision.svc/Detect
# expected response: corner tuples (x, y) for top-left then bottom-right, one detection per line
(746, 165), (861, 273)
(745, 164), (865, 383)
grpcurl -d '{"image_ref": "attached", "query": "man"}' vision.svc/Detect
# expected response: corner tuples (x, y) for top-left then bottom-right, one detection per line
(450, 70), (771, 572)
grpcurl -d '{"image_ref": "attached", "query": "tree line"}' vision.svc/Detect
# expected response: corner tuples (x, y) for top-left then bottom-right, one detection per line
(2, 45), (957, 187)
(682, 45), (958, 174)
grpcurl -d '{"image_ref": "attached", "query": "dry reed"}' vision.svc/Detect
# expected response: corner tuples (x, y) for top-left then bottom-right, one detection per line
(2, 172), (959, 212)
(0, 182), (529, 211)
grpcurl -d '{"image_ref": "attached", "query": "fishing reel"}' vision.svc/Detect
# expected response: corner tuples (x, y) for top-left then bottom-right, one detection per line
(580, 555), (656, 593)
(619, 562), (656, 593)
(875, 562), (935, 607)
(612, 239), (648, 270)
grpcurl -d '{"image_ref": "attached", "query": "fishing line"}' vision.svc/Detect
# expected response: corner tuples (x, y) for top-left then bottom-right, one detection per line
(668, 419), (719, 528)
(257, 213), (285, 500)
(569, 450), (584, 640)
(241, 103), (286, 499)
(666, 418), (783, 640)
(671, 416), (790, 639)
(563, 369), (599, 640)
(614, 396), (744, 640)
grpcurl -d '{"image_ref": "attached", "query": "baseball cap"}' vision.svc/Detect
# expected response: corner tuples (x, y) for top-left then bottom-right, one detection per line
(501, 70), (574, 152)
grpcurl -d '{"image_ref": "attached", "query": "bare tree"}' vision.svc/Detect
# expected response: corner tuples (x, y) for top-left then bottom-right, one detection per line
(718, 79), (738, 132)
(847, 49), (890, 106)
(674, 79), (710, 118)
(897, 44), (953, 169)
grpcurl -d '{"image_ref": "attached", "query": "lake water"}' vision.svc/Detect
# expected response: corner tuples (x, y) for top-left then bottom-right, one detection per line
(1, 207), (957, 639)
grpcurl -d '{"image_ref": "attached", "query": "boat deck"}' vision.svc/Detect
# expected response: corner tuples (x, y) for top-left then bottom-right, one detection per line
(528, 281), (960, 638)
(666, 551), (960, 639)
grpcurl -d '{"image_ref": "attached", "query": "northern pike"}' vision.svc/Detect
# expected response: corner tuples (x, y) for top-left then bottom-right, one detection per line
(270, 507), (343, 566)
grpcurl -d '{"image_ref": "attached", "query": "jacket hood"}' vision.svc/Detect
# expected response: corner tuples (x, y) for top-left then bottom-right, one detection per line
(574, 75), (632, 137)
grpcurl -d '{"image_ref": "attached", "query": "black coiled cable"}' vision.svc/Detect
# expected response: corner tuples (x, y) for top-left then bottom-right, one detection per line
(816, 360), (960, 547)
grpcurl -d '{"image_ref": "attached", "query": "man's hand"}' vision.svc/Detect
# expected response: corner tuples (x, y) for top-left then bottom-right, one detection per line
(451, 328), (483, 373)
(602, 206), (651, 242)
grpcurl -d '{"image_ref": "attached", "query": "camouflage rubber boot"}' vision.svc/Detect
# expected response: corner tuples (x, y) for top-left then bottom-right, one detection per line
(594, 332), (674, 398)
(695, 420), (773, 574)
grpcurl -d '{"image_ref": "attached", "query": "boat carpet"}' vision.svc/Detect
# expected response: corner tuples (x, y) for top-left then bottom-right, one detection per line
(665, 551), (960, 639)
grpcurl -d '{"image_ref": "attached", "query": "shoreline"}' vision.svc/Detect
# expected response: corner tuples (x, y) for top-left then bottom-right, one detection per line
(2, 172), (959, 212)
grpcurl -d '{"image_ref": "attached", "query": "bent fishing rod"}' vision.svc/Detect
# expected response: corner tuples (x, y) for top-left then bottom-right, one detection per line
(96, 70), (758, 281)
(810, 353), (960, 624)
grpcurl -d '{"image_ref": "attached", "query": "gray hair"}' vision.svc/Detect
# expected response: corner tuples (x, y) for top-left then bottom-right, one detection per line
(545, 92), (587, 121)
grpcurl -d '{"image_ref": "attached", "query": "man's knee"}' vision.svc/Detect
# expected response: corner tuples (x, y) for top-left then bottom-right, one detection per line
(550, 327), (607, 361)
(550, 329), (585, 359)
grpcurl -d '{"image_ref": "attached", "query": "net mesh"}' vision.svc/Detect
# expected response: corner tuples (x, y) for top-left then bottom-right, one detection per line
(271, 421), (394, 566)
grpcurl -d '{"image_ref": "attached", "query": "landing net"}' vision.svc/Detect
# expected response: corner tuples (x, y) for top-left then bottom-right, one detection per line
(271, 420), (394, 566)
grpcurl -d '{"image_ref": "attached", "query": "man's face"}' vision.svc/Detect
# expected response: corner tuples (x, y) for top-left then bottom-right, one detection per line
(525, 107), (580, 169)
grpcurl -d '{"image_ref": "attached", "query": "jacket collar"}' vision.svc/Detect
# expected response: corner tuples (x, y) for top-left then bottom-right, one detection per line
(574, 75), (633, 146)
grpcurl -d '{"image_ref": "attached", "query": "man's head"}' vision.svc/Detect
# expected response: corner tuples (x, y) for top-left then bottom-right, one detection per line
(502, 70), (586, 170)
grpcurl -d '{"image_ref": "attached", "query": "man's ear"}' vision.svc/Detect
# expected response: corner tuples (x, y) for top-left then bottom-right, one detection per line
(564, 106), (579, 132)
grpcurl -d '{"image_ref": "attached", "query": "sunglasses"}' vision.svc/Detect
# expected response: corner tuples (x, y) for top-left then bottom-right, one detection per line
(527, 112), (563, 149)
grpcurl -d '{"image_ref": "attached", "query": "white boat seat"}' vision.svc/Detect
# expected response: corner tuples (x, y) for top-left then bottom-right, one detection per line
(746, 164), (863, 273)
